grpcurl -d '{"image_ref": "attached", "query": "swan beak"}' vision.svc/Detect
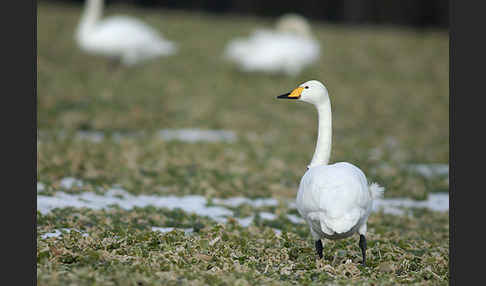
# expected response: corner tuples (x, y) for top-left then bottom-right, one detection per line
(277, 87), (304, 99)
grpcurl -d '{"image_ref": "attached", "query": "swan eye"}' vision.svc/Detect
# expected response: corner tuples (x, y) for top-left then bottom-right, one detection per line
(305, 86), (309, 89)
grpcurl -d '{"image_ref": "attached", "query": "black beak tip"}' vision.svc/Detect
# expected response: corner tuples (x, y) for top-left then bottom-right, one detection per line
(277, 92), (291, 99)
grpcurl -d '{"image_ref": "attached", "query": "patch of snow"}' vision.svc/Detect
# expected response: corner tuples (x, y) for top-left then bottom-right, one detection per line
(40, 228), (88, 239)
(77, 131), (105, 143)
(371, 163), (449, 180)
(37, 188), (233, 222)
(37, 180), (449, 236)
(259, 212), (277, 220)
(47, 129), (237, 144)
(37, 182), (45, 192)
(373, 193), (449, 214)
(272, 228), (282, 236)
(151, 227), (176, 233)
(406, 164), (449, 178)
(213, 197), (279, 208)
(287, 201), (297, 209)
(157, 129), (237, 143)
(151, 227), (193, 235)
(60, 177), (83, 189)
(235, 216), (254, 227)
(286, 214), (304, 224)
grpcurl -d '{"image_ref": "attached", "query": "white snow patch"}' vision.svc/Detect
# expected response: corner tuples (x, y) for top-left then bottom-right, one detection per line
(157, 129), (237, 143)
(373, 163), (449, 179)
(37, 182), (45, 192)
(60, 177), (83, 189)
(213, 197), (279, 208)
(37, 178), (449, 236)
(272, 228), (282, 236)
(40, 228), (88, 239)
(37, 188), (234, 222)
(286, 214), (305, 224)
(287, 201), (297, 209)
(373, 193), (449, 215)
(406, 164), (449, 178)
(259, 212), (277, 220)
(235, 216), (254, 227)
(44, 129), (237, 144)
(151, 227), (193, 235)
(77, 131), (105, 143)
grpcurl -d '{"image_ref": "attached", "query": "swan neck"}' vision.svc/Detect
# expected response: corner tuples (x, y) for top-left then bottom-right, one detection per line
(308, 101), (332, 168)
(79, 0), (103, 32)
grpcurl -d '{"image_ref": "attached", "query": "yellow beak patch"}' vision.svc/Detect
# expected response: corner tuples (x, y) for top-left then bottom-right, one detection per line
(288, 87), (304, 98)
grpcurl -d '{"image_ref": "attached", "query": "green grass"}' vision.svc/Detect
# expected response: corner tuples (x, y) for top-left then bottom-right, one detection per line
(37, 208), (448, 286)
(37, 2), (449, 285)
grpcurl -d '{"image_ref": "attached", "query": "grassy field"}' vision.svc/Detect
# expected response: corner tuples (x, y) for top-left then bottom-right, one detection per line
(37, 1), (449, 285)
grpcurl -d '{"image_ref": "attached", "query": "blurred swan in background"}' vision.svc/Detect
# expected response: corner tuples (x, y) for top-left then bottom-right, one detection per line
(224, 14), (320, 76)
(76, 0), (177, 66)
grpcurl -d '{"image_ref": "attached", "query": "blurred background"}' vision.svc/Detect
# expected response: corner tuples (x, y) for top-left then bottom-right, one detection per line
(37, 0), (449, 199)
(44, 0), (449, 28)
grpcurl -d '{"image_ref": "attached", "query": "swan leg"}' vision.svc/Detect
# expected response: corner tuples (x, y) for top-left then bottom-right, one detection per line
(359, 234), (366, 266)
(315, 239), (323, 259)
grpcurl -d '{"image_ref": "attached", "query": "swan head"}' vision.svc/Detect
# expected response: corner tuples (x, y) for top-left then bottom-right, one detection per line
(275, 14), (312, 38)
(277, 80), (329, 105)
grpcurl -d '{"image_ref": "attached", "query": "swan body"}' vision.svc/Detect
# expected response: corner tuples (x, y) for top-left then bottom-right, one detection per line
(224, 14), (320, 76)
(277, 80), (384, 265)
(76, 0), (176, 66)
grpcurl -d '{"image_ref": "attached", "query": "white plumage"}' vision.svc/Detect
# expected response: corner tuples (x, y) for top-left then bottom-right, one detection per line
(298, 163), (383, 238)
(277, 80), (384, 266)
(224, 14), (320, 76)
(76, 0), (177, 66)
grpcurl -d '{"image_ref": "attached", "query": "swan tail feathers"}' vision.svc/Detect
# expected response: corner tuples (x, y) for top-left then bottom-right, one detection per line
(369, 182), (385, 200)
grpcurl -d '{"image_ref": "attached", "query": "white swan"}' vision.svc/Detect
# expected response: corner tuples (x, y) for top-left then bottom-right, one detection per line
(277, 80), (385, 266)
(224, 14), (320, 76)
(76, 0), (177, 66)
